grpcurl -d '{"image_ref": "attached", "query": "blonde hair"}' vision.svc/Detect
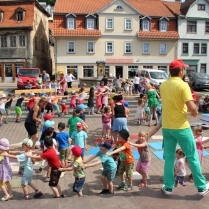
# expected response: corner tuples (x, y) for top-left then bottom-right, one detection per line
(138, 98), (145, 106)
(138, 131), (149, 142)
(193, 126), (202, 135)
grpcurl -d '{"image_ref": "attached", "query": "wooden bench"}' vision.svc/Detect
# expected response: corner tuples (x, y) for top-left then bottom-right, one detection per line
(15, 89), (56, 95)
(67, 87), (90, 92)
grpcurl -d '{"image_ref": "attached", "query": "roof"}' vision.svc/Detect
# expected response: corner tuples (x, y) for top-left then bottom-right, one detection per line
(180, 0), (196, 15)
(53, 15), (101, 37)
(163, 1), (182, 15)
(54, 0), (113, 14)
(138, 31), (179, 39)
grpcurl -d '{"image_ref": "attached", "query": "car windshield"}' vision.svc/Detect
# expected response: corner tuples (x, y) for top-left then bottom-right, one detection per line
(194, 73), (209, 79)
(149, 71), (168, 79)
(19, 69), (39, 77)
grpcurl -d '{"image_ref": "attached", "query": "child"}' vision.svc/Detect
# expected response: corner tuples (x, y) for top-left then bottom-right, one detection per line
(69, 91), (77, 111)
(56, 122), (70, 171)
(4, 93), (14, 124)
(78, 87), (87, 104)
(124, 101), (130, 118)
(45, 92), (53, 113)
(25, 80), (33, 89)
(54, 80), (60, 92)
(129, 131), (151, 187)
(95, 88), (103, 114)
(2, 138), (43, 200)
(84, 141), (116, 194)
(0, 138), (13, 201)
(52, 92), (62, 117)
(77, 104), (87, 121)
(87, 87), (95, 115)
(108, 129), (134, 191)
(124, 82), (129, 95)
(59, 146), (85, 197)
(102, 87), (109, 109)
(71, 122), (88, 159)
(101, 106), (112, 139)
(15, 93), (26, 123)
(129, 80), (133, 95)
(60, 91), (68, 115)
(135, 98), (145, 125)
(0, 94), (7, 126)
(174, 149), (186, 187)
(27, 93), (36, 111)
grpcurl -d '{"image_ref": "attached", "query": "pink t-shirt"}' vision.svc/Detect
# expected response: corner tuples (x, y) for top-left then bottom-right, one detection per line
(195, 136), (203, 150)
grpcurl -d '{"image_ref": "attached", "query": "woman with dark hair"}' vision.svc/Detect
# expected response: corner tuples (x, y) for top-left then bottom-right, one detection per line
(111, 95), (128, 142)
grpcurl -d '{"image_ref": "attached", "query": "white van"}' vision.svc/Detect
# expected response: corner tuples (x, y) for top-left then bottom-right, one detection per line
(138, 69), (168, 86)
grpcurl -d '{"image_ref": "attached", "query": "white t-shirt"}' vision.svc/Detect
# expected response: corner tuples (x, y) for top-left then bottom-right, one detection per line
(44, 138), (57, 151)
(134, 76), (140, 84)
(175, 158), (186, 176)
(66, 74), (75, 82)
(0, 100), (5, 110)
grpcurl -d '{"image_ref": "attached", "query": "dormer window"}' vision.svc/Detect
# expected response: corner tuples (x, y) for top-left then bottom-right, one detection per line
(85, 14), (96, 30)
(141, 16), (151, 31)
(159, 17), (169, 32)
(115, 5), (123, 10)
(15, 8), (25, 21)
(0, 10), (3, 22)
(66, 13), (76, 30)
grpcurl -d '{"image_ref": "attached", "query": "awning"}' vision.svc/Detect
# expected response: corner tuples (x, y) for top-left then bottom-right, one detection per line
(182, 60), (199, 65)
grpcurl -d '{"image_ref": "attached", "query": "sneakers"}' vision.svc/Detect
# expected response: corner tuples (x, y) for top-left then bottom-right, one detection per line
(38, 167), (43, 173)
(45, 177), (50, 182)
(15, 120), (20, 123)
(117, 182), (127, 190)
(1, 195), (13, 201)
(24, 195), (31, 200)
(198, 183), (209, 196)
(123, 185), (133, 191)
(34, 191), (43, 198)
(161, 186), (172, 196)
(99, 189), (109, 194)
(60, 172), (65, 178)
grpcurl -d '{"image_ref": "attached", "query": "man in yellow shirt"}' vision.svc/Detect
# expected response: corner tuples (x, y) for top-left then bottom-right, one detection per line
(160, 59), (209, 196)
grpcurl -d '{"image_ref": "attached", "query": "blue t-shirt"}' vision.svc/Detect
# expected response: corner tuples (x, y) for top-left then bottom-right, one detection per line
(55, 131), (69, 150)
(96, 151), (117, 171)
(71, 130), (87, 148)
(16, 151), (33, 177)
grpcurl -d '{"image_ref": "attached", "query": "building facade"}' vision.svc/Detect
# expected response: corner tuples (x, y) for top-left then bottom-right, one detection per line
(0, 0), (50, 82)
(53, 0), (179, 79)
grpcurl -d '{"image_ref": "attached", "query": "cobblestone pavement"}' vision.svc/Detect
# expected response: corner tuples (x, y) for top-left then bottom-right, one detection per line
(1, 101), (209, 208)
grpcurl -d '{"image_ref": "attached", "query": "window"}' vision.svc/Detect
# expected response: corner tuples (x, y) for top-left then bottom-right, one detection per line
(67, 41), (75, 53)
(87, 41), (94, 53)
(193, 43), (199, 54)
(87, 19), (94, 30)
(158, 66), (167, 73)
(125, 19), (132, 30)
(0, 10), (3, 22)
(105, 66), (110, 77)
(115, 5), (123, 10)
(19, 35), (25, 47)
(106, 18), (113, 29)
(5, 64), (12, 77)
(143, 43), (149, 54)
(10, 36), (16, 47)
(83, 66), (94, 77)
(1, 36), (7, 47)
(128, 66), (138, 78)
(201, 43), (207, 54)
(160, 21), (167, 31)
(17, 11), (23, 21)
(106, 42), (114, 53)
(187, 21), (196, 33)
(67, 18), (75, 29)
(125, 42), (132, 53)
(206, 22), (209, 33)
(182, 43), (189, 54)
(67, 66), (78, 79)
(198, 4), (205, 10)
(200, 64), (207, 73)
(160, 43), (167, 54)
(35, 37), (37, 50)
(15, 64), (23, 75)
(142, 21), (149, 31)
(143, 66), (153, 69)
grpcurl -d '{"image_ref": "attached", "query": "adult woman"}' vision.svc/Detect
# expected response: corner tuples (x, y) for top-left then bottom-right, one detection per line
(59, 73), (66, 93)
(134, 74), (140, 94)
(111, 95), (128, 142)
(146, 84), (159, 127)
(24, 98), (48, 149)
(66, 71), (75, 88)
(113, 75), (121, 93)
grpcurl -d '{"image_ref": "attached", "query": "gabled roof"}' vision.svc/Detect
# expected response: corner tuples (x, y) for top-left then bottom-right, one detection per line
(180, 0), (196, 15)
(85, 14), (97, 18)
(66, 13), (76, 17)
(141, 16), (151, 20)
(138, 31), (179, 39)
(163, 1), (182, 15)
(159, 16), (169, 21)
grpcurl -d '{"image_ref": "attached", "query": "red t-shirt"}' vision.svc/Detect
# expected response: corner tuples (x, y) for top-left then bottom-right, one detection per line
(27, 97), (36, 109)
(41, 148), (60, 168)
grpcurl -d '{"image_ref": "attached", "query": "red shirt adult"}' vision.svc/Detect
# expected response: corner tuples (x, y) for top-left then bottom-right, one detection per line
(27, 97), (36, 109)
(41, 148), (60, 168)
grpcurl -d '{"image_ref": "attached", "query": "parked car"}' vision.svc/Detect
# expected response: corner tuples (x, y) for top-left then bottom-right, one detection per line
(17, 68), (40, 89)
(138, 69), (168, 86)
(188, 72), (209, 90)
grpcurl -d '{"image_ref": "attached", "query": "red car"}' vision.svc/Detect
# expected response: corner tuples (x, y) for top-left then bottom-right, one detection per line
(17, 68), (40, 89)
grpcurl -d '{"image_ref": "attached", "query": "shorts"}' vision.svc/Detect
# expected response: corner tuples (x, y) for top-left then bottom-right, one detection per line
(117, 162), (134, 178)
(81, 148), (85, 157)
(52, 104), (59, 111)
(136, 161), (151, 173)
(49, 168), (61, 187)
(21, 173), (33, 185)
(73, 177), (85, 193)
(102, 168), (117, 181)
(0, 108), (5, 116)
(24, 122), (37, 136)
(15, 106), (22, 115)
(102, 123), (111, 132)
(5, 108), (11, 115)
(59, 148), (69, 161)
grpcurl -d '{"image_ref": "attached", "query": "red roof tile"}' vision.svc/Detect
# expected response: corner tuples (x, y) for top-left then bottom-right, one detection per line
(0, 2), (34, 28)
(163, 1), (182, 15)
(53, 15), (101, 37)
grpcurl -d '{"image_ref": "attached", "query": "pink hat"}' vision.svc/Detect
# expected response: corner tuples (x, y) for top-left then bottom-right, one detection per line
(120, 99), (125, 104)
(0, 138), (9, 150)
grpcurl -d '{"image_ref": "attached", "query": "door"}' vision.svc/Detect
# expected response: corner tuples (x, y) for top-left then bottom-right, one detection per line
(115, 66), (123, 78)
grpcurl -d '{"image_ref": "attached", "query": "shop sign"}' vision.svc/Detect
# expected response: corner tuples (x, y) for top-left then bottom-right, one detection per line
(0, 59), (25, 63)
(106, 59), (133, 64)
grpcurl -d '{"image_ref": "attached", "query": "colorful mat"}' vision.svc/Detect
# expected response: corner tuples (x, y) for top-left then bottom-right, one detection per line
(202, 114), (209, 116)
(200, 118), (209, 122)
(148, 142), (163, 150)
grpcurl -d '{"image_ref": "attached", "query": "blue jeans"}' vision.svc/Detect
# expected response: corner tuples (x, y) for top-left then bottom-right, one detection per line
(162, 128), (206, 190)
(73, 177), (85, 193)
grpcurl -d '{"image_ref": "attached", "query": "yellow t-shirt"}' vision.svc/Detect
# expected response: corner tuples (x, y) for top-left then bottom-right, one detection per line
(160, 77), (193, 129)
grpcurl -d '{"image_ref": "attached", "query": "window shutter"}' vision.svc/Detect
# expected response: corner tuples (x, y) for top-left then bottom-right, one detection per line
(23, 11), (25, 20)
(74, 17), (76, 29)
(15, 12), (18, 21)
(85, 17), (87, 29)
(66, 17), (68, 29)
(159, 20), (161, 31)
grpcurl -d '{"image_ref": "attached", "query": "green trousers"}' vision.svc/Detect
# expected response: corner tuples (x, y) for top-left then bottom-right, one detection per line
(162, 128), (206, 190)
